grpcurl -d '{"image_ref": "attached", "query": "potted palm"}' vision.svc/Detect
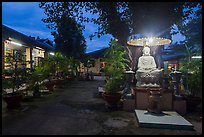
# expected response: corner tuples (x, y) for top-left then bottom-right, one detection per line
(39, 57), (55, 91)
(50, 52), (66, 88)
(102, 39), (129, 109)
(67, 57), (80, 81)
(27, 61), (51, 97)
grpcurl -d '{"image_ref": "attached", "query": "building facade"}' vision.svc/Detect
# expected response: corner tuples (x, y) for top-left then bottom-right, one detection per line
(87, 46), (187, 75)
(2, 25), (55, 70)
(86, 48), (108, 75)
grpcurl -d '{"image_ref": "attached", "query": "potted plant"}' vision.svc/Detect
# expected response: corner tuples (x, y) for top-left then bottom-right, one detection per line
(39, 57), (56, 91)
(27, 61), (51, 97)
(61, 57), (79, 82)
(179, 57), (202, 112)
(48, 52), (67, 88)
(2, 53), (27, 109)
(102, 39), (129, 109)
(27, 70), (41, 97)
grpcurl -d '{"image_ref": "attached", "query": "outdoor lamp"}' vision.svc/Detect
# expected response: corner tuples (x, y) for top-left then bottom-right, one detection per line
(148, 37), (153, 43)
(192, 56), (202, 59)
(127, 35), (171, 46)
(49, 52), (55, 56)
(10, 41), (23, 46)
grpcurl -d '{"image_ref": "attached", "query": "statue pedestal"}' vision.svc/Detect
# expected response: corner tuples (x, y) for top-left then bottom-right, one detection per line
(147, 89), (162, 114)
(132, 87), (148, 109)
(133, 87), (173, 111)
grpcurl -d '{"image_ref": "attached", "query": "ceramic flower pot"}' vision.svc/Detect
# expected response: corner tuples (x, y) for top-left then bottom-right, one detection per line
(3, 92), (22, 109)
(45, 81), (55, 91)
(185, 96), (201, 112)
(102, 92), (122, 109)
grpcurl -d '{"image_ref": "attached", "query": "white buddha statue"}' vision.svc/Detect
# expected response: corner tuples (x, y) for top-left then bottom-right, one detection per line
(136, 46), (161, 87)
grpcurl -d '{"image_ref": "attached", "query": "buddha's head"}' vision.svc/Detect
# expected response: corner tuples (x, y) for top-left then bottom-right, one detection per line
(142, 46), (150, 56)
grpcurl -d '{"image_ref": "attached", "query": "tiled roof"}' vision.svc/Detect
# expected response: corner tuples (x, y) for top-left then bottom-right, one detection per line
(87, 46), (186, 61)
(162, 53), (187, 60)
(87, 47), (109, 59)
(161, 49), (187, 60)
(2, 25), (55, 52)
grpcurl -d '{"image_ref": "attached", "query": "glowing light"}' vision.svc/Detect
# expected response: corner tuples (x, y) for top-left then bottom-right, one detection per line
(35, 46), (43, 50)
(149, 37), (153, 43)
(127, 35), (171, 46)
(192, 56), (202, 59)
(10, 41), (22, 46)
(49, 52), (55, 56)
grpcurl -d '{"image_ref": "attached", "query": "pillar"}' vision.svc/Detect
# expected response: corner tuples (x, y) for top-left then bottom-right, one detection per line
(44, 51), (48, 58)
(2, 41), (5, 69)
(26, 48), (32, 68)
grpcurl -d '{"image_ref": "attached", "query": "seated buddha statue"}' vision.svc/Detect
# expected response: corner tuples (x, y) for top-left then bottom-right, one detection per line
(136, 46), (161, 87)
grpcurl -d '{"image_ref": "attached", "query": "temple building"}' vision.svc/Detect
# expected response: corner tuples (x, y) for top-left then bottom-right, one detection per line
(86, 48), (109, 75)
(87, 45), (187, 75)
(2, 25), (55, 70)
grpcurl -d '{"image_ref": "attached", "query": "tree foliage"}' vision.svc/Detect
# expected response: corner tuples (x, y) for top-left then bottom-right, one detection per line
(104, 39), (129, 92)
(39, 2), (201, 72)
(179, 58), (202, 96)
(168, 4), (202, 97)
(39, 3), (87, 59)
(169, 3), (202, 56)
(51, 16), (86, 59)
(39, 2), (200, 46)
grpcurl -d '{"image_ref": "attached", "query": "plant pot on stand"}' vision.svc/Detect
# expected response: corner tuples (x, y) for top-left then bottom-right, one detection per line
(102, 39), (128, 110)
(184, 95), (201, 112)
(45, 81), (55, 92)
(3, 92), (22, 109)
(102, 92), (122, 109)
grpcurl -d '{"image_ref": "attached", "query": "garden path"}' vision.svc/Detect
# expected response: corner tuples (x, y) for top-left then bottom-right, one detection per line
(2, 76), (201, 135)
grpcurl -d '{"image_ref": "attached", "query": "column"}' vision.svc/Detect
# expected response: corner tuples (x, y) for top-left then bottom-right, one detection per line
(26, 48), (32, 68)
(44, 51), (48, 58)
(2, 41), (5, 69)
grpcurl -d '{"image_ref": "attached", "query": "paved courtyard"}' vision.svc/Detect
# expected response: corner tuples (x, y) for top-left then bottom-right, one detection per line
(2, 77), (202, 135)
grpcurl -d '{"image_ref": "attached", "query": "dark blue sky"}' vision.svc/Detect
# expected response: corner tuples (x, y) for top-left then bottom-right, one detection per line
(2, 2), (185, 53)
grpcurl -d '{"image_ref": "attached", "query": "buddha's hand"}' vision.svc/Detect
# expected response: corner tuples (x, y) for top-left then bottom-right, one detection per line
(144, 68), (151, 70)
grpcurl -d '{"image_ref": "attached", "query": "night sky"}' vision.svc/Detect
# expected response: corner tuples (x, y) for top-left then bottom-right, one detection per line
(2, 2), (185, 53)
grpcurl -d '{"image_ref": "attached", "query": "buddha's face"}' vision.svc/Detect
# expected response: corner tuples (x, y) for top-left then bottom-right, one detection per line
(143, 47), (150, 55)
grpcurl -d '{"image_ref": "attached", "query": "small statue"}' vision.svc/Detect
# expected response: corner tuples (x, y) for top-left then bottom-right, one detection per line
(136, 46), (161, 87)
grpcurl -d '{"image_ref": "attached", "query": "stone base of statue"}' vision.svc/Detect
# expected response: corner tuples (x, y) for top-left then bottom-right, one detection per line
(147, 89), (162, 114)
(133, 87), (163, 114)
(136, 69), (161, 88)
